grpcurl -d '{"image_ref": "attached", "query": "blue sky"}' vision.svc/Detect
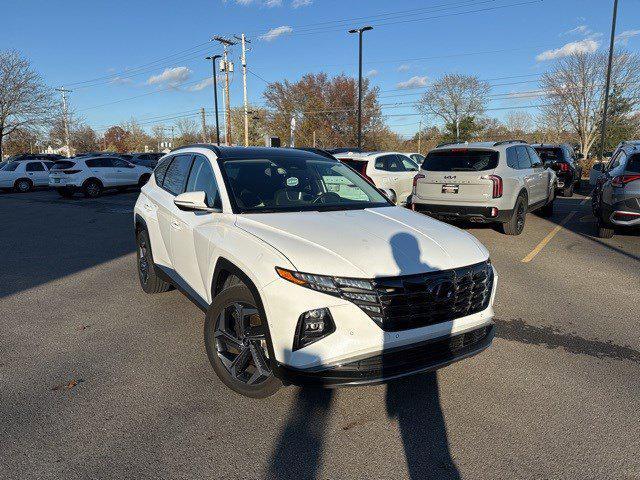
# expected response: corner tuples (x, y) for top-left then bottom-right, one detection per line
(2, 0), (639, 138)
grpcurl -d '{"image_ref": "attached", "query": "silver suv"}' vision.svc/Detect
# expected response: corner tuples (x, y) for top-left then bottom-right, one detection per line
(592, 140), (640, 238)
(412, 141), (557, 235)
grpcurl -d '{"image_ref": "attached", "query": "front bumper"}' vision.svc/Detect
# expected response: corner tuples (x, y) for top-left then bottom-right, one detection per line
(277, 324), (494, 386)
(412, 203), (513, 223)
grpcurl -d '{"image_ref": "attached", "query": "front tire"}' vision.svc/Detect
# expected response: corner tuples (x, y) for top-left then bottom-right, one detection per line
(204, 284), (281, 398)
(597, 219), (615, 238)
(136, 229), (171, 294)
(501, 194), (527, 235)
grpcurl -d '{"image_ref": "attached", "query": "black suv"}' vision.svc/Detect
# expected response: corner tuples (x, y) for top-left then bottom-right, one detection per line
(532, 144), (583, 197)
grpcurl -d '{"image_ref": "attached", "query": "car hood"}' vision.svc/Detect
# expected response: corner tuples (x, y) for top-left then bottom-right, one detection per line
(236, 206), (489, 278)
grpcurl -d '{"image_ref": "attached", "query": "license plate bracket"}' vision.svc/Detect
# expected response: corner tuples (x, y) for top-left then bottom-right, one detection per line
(442, 184), (459, 194)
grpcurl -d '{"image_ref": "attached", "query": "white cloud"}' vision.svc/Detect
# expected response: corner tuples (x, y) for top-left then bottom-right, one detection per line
(398, 64), (410, 72)
(147, 66), (192, 87)
(507, 89), (547, 100)
(292, 0), (312, 7)
(536, 39), (599, 61)
(111, 76), (133, 85)
(265, 0), (282, 6)
(259, 25), (293, 41)
(188, 77), (214, 92)
(396, 76), (429, 90)
(563, 25), (591, 36)
(366, 69), (378, 77)
(616, 30), (640, 46)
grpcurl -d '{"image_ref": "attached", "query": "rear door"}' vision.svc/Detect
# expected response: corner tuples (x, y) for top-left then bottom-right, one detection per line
(526, 146), (549, 203)
(513, 146), (539, 204)
(414, 149), (499, 204)
(86, 157), (116, 186)
(25, 161), (49, 186)
(111, 157), (138, 185)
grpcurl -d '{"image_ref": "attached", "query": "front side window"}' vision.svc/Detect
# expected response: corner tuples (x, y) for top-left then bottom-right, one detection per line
(515, 146), (532, 170)
(112, 158), (131, 168)
(398, 155), (418, 171)
(154, 156), (173, 185)
(26, 162), (45, 172)
(526, 147), (543, 168)
(423, 149), (499, 171)
(185, 155), (221, 208)
(162, 154), (193, 195)
(221, 156), (389, 213)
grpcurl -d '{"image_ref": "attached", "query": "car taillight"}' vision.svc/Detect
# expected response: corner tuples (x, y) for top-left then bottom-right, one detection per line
(489, 175), (503, 198)
(559, 163), (570, 172)
(611, 174), (640, 187)
(413, 173), (426, 189)
(63, 169), (81, 174)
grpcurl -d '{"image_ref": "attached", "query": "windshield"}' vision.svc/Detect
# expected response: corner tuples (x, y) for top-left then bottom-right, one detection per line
(221, 157), (390, 213)
(422, 149), (499, 172)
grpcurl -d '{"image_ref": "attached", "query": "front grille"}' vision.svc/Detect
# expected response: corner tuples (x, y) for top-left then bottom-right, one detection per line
(333, 326), (492, 376)
(346, 260), (493, 331)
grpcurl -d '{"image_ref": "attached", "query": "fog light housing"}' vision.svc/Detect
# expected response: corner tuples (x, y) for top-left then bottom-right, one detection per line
(293, 308), (335, 351)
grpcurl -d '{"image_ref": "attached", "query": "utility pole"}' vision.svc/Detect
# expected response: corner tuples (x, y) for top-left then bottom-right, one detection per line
(348, 26), (373, 150)
(205, 54), (222, 145)
(213, 36), (237, 146)
(200, 107), (207, 142)
(235, 34), (251, 146)
(599, 0), (619, 160)
(171, 126), (175, 148)
(55, 87), (73, 157)
(313, 130), (316, 148)
(418, 119), (422, 154)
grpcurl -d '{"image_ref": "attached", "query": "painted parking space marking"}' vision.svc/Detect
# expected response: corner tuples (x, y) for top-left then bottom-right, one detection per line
(521, 211), (577, 263)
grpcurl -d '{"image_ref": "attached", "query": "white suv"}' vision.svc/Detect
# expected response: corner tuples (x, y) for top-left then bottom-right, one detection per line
(49, 156), (153, 198)
(0, 160), (53, 192)
(134, 145), (497, 398)
(335, 151), (419, 205)
(412, 141), (557, 235)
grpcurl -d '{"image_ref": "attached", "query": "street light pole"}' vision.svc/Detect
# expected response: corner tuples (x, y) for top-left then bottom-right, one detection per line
(348, 25), (373, 150)
(205, 54), (222, 145)
(598, 0), (619, 160)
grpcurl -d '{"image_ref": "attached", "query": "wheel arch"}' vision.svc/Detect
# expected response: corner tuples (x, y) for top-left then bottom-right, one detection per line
(134, 213), (148, 235)
(14, 177), (33, 188)
(82, 176), (104, 188)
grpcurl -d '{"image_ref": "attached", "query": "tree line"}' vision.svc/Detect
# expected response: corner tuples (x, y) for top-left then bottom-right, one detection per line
(1, 48), (639, 159)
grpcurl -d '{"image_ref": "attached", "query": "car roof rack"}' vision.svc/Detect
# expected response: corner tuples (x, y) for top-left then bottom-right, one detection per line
(493, 139), (528, 146)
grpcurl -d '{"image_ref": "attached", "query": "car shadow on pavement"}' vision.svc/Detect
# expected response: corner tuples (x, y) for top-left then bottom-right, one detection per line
(266, 231), (460, 479)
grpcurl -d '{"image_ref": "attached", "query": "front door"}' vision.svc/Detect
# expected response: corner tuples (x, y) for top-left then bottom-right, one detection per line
(25, 162), (49, 186)
(170, 154), (222, 301)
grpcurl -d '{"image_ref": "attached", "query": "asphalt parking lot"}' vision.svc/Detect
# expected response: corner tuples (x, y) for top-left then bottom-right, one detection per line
(1, 187), (639, 480)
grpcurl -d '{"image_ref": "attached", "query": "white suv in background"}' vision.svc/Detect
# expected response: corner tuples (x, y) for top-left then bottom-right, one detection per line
(134, 145), (497, 398)
(412, 141), (557, 235)
(0, 160), (53, 192)
(49, 156), (153, 198)
(335, 151), (419, 205)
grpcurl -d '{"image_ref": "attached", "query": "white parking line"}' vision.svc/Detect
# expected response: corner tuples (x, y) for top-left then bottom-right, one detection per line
(521, 211), (576, 263)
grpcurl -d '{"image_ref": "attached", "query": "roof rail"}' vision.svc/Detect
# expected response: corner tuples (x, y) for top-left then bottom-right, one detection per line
(493, 139), (528, 146)
(435, 141), (462, 148)
(170, 143), (222, 156)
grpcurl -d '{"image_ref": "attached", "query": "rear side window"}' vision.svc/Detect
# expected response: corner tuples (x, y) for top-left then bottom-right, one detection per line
(515, 146), (532, 169)
(534, 147), (563, 162)
(51, 161), (76, 170)
(86, 158), (113, 168)
(422, 149), (499, 172)
(162, 154), (193, 195)
(26, 162), (45, 172)
(626, 154), (640, 173)
(2, 162), (21, 171)
(185, 155), (221, 208)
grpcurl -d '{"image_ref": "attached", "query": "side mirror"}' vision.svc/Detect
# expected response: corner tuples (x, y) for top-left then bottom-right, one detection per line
(174, 191), (220, 212)
(380, 188), (397, 204)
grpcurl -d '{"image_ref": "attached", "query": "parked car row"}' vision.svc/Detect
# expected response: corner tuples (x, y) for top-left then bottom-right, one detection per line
(0, 151), (163, 196)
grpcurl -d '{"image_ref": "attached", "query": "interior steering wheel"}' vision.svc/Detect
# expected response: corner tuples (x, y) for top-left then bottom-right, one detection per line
(312, 192), (342, 204)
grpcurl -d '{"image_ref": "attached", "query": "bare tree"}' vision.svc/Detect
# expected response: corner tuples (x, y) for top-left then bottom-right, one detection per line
(417, 74), (491, 141)
(541, 51), (640, 158)
(0, 50), (54, 158)
(173, 117), (200, 147)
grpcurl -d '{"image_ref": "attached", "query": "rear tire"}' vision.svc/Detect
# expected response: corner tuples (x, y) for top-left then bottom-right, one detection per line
(138, 174), (151, 188)
(501, 194), (527, 235)
(597, 219), (615, 239)
(538, 196), (554, 218)
(136, 229), (171, 294)
(83, 179), (102, 198)
(14, 178), (32, 193)
(204, 284), (281, 398)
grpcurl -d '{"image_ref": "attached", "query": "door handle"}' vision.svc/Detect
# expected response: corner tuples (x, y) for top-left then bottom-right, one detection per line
(143, 203), (154, 212)
(170, 220), (181, 230)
